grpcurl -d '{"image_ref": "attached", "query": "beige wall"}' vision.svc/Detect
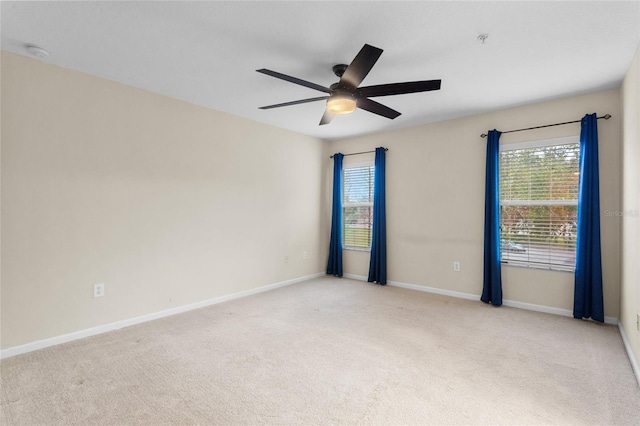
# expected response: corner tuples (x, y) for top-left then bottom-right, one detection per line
(1, 52), (325, 349)
(327, 89), (622, 319)
(1, 47), (630, 352)
(621, 44), (640, 372)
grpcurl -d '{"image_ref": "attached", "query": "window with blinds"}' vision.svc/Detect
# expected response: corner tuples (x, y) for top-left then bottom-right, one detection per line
(343, 164), (374, 250)
(499, 137), (580, 271)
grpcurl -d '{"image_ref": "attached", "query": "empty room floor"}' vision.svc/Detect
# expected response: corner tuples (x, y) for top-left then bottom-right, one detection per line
(1, 277), (639, 425)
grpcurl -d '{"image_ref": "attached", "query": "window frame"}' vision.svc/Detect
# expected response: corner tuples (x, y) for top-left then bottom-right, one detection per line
(499, 135), (580, 272)
(342, 161), (375, 252)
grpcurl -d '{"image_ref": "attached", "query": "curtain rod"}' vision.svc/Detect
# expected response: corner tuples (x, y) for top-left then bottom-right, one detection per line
(480, 114), (611, 138)
(330, 148), (388, 158)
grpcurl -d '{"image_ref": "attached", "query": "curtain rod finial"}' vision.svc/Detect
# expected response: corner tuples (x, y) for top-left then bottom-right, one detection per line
(481, 133), (488, 138)
(603, 114), (611, 119)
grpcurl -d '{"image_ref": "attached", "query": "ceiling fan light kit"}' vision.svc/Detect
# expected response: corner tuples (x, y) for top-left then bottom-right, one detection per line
(326, 93), (357, 114)
(257, 43), (441, 126)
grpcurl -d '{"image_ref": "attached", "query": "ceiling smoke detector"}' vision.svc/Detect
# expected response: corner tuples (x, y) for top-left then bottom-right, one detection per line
(25, 44), (49, 59)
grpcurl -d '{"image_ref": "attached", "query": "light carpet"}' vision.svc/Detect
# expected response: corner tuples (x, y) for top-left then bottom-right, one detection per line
(1, 277), (639, 425)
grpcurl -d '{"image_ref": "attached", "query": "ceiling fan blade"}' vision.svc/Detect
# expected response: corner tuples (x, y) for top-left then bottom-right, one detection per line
(256, 69), (332, 94)
(357, 80), (441, 98)
(259, 96), (329, 110)
(340, 44), (383, 89)
(357, 98), (401, 120)
(319, 110), (335, 125)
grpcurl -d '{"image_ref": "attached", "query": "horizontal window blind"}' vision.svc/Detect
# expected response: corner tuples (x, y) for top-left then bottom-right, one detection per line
(343, 165), (374, 249)
(500, 142), (580, 271)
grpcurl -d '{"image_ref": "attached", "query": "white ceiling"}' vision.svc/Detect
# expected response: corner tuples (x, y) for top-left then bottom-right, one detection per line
(2, 1), (639, 141)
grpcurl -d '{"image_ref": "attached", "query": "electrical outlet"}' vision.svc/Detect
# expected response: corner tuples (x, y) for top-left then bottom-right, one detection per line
(453, 261), (461, 272)
(93, 283), (104, 298)
(303, 251), (308, 260)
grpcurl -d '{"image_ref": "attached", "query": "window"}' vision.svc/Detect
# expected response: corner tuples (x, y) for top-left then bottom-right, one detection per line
(499, 136), (580, 271)
(343, 163), (374, 250)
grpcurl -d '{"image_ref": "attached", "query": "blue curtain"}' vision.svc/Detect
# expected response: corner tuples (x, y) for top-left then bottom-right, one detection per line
(368, 147), (387, 284)
(327, 153), (344, 277)
(481, 130), (503, 306)
(574, 113), (604, 322)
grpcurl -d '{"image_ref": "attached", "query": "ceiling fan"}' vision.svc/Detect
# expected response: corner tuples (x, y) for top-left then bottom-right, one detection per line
(256, 43), (441, 125)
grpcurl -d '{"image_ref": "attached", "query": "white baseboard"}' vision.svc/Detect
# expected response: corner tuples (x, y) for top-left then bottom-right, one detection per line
(388, 279), (480, 302)
(619, 322), (640, 388)
(343, 273), (368, 281)
(343, 274), (617, 325)
(0, 272), (324, 360)
(502, 299), (617, 325)
(2, 272), (621, 360)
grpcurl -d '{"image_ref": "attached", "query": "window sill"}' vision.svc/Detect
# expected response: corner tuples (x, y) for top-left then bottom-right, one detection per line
(344, 246), (371, 252)
(501, 261), (574, 273)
